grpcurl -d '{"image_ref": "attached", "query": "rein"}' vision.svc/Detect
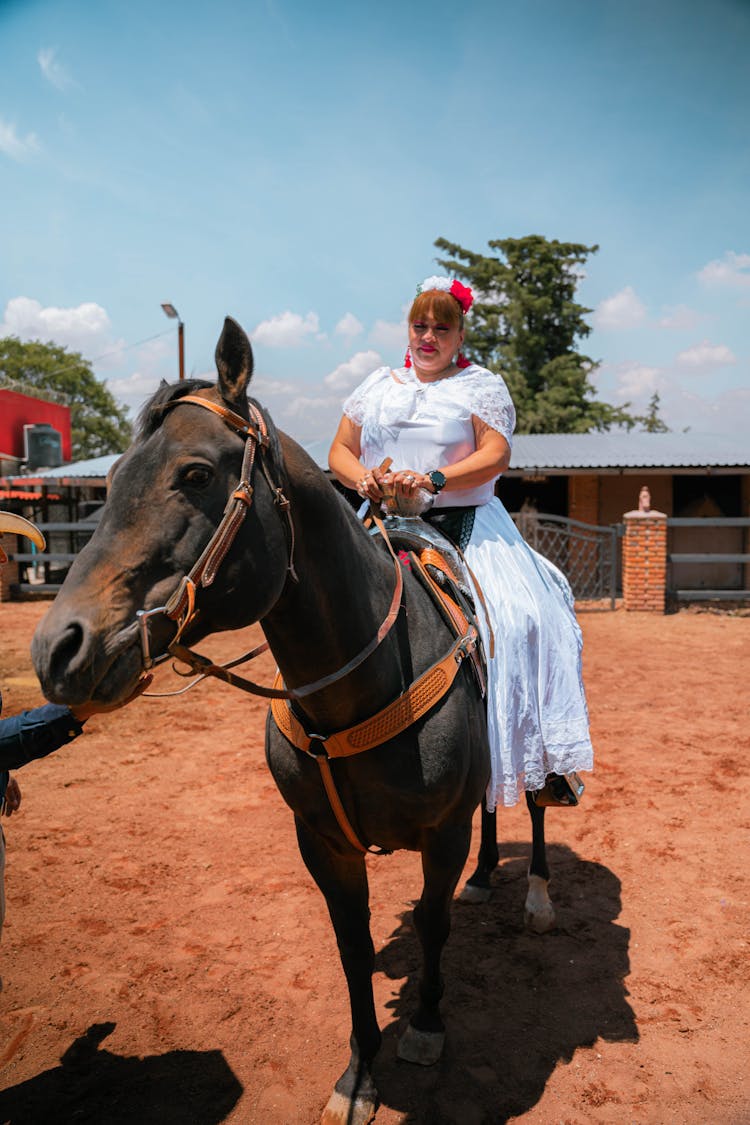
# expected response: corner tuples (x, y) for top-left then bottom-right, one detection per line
(270, 545), (480, 854)
(133, 392), (478, 855)
(164, 512), (404, 700)
(136, 394), (404, 702)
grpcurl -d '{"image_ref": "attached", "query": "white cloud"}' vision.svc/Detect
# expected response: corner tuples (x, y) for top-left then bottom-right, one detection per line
(369, 316), (407, 353)
(105, 369), (161, 402)
(697, 251), (750, 289)
(657, 305), (704, 331)
(335, 312), (363, 338)
(0, 117), (39, 161)
(238, 373), (347, 443)
(593, 286), (647, 331)
(286, 393), (343, 418)
(613, 364), (662, 401)
(324, 349), (382, 392)
(249, 375), (300, 399)
(675, 340), (736, 370)
(38, 46), (77, 91)
(105, 339), (200, 416)
(0, 296), (117, 355)
(251, 310), (322, 347)
(652, 382), (750, 438)
(706, 386), (750, 433)
(598, 352), (749, 436)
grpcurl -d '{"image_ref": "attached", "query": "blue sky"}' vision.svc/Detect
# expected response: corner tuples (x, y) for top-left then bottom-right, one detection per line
(1, 0), (748, 445)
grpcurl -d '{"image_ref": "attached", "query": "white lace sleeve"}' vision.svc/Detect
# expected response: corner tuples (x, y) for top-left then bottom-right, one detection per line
(342, 367), (390, 426)
(466, 368), (516, 445)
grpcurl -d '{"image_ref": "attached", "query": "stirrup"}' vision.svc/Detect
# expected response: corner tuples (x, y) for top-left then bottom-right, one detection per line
(532, 772), (584, 807)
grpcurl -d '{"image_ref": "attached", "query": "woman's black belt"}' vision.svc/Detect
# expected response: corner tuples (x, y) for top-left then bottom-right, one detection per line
(424, 506), (476, 551)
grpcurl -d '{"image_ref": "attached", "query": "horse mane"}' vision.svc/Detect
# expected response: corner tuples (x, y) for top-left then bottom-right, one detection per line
(135, 379), (215, 437)
(136, 378), (287, 486)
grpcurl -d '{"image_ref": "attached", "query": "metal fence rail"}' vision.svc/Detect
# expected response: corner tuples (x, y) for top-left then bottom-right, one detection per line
(512, 511), (619, 607)
(667, 516), (750, 602)
(12, 513), (748, 607)
(8, 520), (98, 595)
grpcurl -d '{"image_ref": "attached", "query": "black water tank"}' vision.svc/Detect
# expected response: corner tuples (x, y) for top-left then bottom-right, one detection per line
(23, 423), (63, 469)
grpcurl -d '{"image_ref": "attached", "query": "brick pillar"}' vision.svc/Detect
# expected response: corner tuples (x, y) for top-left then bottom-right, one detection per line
(0, 557), (19, 602)
(622, 510), (668, 612)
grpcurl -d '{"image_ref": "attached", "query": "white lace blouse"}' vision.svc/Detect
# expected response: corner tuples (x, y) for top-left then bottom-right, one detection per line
(342, 364), (516, 508)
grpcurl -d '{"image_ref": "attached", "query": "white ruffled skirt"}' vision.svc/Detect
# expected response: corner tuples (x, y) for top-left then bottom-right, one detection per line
(463, 498), (594, 810)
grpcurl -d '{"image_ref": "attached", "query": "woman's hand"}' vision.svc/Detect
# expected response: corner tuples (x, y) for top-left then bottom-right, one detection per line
(2, 776), (21, 817)
(385, 469), (433, 498)
(356, 465), (388, 500)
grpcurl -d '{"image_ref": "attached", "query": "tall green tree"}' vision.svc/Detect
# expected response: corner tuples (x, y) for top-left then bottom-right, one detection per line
(632, 392), (670, 433)
(435, 234), (642, 433)
(0, 337), (131, 459)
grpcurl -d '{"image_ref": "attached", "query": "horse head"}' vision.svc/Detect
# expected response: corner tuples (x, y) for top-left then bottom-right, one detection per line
(33, 317), (292, 707)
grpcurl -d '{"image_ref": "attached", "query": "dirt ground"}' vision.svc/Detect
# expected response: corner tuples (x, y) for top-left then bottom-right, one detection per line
(0, 600), (748, 1124)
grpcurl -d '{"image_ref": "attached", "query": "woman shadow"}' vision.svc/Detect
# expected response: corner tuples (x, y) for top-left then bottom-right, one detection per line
(0, 1022), (242, 1124)
(373, 843), (637, 1123)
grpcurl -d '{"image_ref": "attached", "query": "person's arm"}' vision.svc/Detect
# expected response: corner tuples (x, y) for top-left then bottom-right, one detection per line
(0, 676), (152, 773)
(387, 417), (511, 501)
(0, 703), (84, 773)
(328, 416), (389, 500)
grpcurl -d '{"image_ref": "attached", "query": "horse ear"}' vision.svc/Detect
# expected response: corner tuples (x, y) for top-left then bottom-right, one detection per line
(215, 317), (254, 406)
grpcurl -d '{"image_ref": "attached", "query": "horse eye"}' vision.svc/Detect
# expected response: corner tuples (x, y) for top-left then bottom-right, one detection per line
(181, 465), (213, 488)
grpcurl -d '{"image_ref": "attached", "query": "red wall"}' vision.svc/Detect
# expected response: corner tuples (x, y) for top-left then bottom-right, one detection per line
(0, 389), (73, 461)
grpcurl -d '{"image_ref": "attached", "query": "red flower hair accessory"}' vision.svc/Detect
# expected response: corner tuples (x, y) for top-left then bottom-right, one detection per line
(449, 280), (473, 313)
(417, 275), (474, 314)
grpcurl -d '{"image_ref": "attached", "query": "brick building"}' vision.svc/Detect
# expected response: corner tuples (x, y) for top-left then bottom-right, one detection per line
(2, 432), (748, 605)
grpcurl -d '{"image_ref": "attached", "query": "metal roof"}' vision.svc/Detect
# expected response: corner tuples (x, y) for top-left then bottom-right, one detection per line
(2, 432), (747, 484)
(2, 454), (121, 484)
(303, 432), (750, 473)
(508, 432), (750, 473)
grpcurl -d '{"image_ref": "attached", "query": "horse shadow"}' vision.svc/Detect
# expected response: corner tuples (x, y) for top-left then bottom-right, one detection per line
(373, 843), (637, 1124)
(0, 1022), (242, 1124)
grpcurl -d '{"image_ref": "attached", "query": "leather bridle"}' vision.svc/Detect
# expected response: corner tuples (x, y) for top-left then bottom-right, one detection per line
(131, 389), (479, 855)
(135, 392), (404, 702)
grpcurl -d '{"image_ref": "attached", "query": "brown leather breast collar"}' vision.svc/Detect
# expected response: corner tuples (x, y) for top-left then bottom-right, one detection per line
(270, 543), (480, 854)
(135, 392), (479, 854)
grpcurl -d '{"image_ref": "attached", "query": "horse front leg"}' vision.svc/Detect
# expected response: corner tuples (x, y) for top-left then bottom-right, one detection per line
(524, 792), (555, 933)
(398, 820), (472, 1066)
(294, 817), (380, 1125)
(458, 799), (498, 903)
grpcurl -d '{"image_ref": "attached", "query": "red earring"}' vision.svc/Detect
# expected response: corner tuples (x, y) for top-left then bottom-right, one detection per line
(456, 351), (471, 369)
(404, 346), (412, 369)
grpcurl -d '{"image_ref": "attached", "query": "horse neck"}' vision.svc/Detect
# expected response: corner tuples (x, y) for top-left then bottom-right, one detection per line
(260, 457), (405, 730)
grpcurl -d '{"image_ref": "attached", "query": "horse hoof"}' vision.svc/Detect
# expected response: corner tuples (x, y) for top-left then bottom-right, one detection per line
(524, 873), (556, 934)
(458, 881), (491, 904)
(321, 1089), (377, 1125)
(524, 902), (556, 933)
(397, 1024), (445, 1066)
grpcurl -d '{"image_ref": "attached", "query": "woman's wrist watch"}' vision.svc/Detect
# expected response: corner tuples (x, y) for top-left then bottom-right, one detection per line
(427, 470), (447, 494)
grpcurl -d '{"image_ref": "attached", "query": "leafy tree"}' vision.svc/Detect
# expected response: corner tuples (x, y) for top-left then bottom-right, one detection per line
(0, 336), (131, 459)
(632, 392), (670, 433)
(435, 234), (651, 433)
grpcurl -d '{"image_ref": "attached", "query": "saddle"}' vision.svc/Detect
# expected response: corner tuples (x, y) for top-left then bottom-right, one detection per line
(371, 512), (490, 695)
(269, 511), (488, 854)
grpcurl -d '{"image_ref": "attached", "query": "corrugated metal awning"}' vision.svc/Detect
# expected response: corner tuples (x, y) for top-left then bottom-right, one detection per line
(1, 431), (747, 484)
(508, 432), (749, 473)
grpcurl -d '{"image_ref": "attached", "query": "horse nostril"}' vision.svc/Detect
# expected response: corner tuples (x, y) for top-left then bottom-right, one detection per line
(47, 621), (89, 683)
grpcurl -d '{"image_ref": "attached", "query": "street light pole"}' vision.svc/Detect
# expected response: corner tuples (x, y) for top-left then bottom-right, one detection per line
(161, 302), (185, 381)
(177, 318), (185, 382)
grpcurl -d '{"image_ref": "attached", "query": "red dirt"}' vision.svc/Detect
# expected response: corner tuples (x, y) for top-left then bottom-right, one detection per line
(0, 600), (748, 1124)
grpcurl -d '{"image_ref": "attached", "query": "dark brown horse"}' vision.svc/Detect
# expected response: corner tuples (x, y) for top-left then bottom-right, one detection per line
(32, 317), (554, 1124)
